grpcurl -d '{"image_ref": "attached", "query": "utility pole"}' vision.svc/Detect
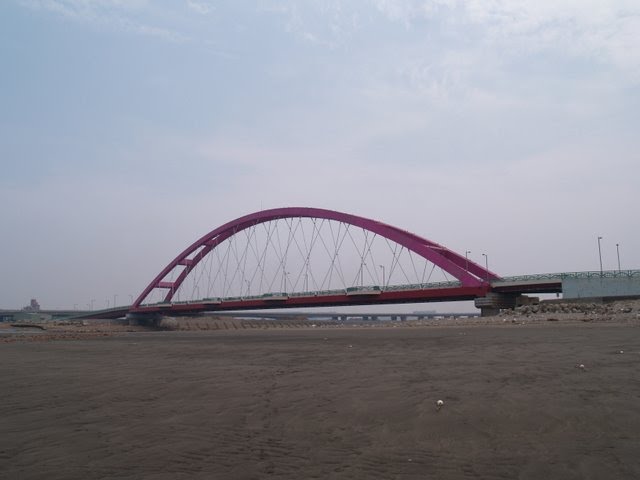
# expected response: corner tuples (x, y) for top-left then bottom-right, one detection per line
(482, 253), (489, 282)
(597, 236), (603, 276)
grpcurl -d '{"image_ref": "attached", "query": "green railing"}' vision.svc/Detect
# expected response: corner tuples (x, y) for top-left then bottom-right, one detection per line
(496, 269), (640, 283)
(384, 281), (461, 291)
(145, 281), (465, 306)
(143, 270), (639, 307)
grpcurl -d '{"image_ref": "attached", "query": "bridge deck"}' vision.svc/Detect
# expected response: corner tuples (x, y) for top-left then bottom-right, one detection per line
(13, 270), (638, 320)
(131, 285), (489, 317)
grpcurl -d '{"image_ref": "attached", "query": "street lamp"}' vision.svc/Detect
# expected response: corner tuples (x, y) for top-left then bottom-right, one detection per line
(282, 266), (288, 292)
(465, 251), (471, 272)
(379, 264), (385, 288)
(482, 253), (489, 282)
(360, 261), (366, 287)
(616, 243), (621, 273)
(113, 294), (118, 308)
(305, 256), (310, 292)
(597, 236), (603, 276)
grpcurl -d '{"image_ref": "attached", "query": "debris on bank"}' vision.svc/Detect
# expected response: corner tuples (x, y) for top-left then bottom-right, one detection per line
(10, 323), (47, 330)
(499, 299), (640, 324)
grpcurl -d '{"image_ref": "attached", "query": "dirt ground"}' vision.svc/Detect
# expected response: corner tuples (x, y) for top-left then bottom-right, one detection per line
(1, 316), (640, 479)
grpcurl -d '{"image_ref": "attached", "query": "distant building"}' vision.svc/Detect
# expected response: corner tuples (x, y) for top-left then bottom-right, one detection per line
(23, 298), (41, 312)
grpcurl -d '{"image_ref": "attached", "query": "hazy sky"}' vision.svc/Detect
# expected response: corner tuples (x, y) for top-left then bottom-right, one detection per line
(1, 0), (639, 310)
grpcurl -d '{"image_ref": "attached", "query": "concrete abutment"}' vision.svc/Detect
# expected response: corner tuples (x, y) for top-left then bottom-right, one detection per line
(475, 293), (539, 317)
(126, 312), (162, 327)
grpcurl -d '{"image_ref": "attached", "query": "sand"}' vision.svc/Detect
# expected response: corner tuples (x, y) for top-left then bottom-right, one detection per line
(1, 323), (639, 479)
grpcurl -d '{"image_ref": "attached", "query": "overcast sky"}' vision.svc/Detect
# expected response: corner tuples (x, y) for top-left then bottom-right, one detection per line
(1, 0), (639, 310)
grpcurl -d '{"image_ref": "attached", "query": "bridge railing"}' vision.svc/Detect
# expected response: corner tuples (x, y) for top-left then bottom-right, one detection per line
(139, 280), (466, 307)
(383, 281), (461, 291)
(137, 270), (640, 308)
(496, 269), (640, 283)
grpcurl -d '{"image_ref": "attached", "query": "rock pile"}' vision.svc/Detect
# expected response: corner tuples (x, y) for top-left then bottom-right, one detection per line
(500, 299), (640, 324)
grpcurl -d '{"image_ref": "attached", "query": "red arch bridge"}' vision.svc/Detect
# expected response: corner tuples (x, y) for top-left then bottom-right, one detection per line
(88, 207), (638, 320)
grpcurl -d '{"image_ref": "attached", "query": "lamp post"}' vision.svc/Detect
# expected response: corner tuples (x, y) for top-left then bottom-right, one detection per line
(465, 251), (471, 273)
(616, 243), (621, 273)
(379, 264), (385, 288)
(282, 266), (287, 293)
(597, 236), (603, 276)
(113, 294), (117, 308)
(360, 261), (366, 287)
(482, 253), (488, 282)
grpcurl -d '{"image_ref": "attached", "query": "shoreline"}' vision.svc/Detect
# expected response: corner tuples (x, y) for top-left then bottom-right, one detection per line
(2, 322), (639, 479)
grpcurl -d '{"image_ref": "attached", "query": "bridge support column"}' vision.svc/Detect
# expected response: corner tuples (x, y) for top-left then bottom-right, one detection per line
(475, 293), (538, 317)
(126, 312), (162, 327)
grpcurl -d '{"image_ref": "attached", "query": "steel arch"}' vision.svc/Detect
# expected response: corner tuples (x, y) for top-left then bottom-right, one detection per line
(133, 207), (500, 307)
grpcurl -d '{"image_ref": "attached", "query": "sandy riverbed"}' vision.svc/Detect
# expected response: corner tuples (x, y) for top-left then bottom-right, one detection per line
(1, 319), (639, 479)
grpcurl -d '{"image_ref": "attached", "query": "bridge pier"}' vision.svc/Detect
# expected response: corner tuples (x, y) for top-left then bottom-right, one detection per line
(479, 307), (501, 317)
(475, 293), (539, 317)
(126, 312), (162, 327)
